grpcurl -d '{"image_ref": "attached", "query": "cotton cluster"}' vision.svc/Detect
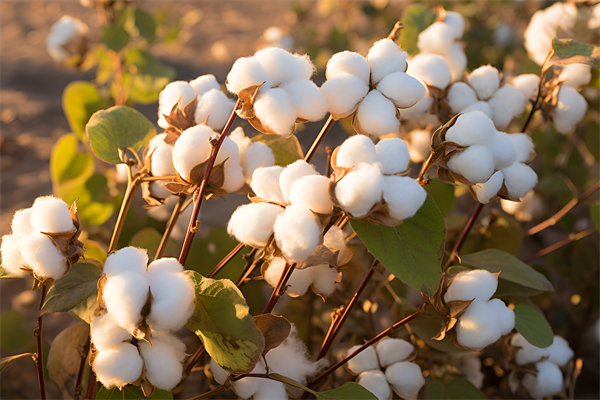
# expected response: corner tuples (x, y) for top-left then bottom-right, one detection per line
(1, 196), (78, 281)
(444, 269), (515, 350)
(226, 47), (327, 136)
(320, 39), (426, 137)
(332, 135), (426, 224)
(551, 85), (588, 134)
(47, 15), (88, 63)
(347, 337), (425, 400)
(500, 191), (544, 222)
(510, 333), (574, 398)
(229, 127), (276, 184)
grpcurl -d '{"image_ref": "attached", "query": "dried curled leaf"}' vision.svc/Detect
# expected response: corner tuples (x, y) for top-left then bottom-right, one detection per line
(163, 97), (198, 142)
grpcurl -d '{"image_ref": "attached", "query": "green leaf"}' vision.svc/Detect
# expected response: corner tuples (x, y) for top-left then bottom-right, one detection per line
(400, 6), (438, 55)
(351, 195), (445, 296)
(252, 133), (304, 166)
(590, 202), (600, 231)
(62, 82), (107, 138)
(41, 262), (101, 316)
(102, 24), (130, 52)
(185, 272), (265, 373)
(317, 382), (377, 400)
(83, 239), (107, 263)
(97, 385), (172, 399)
(133, 8), (156, 42)
(47, 322), (89, 391)
(425, 179), (456, 216)
(51, 134), (95, 186)
(0, 353), (34, 373)
(86, 106), (155, 164)
(129, 228), (179, 261)
(551, 38), (600, 69)
(514, 303), (553, 348)
(124, 49), (175, 104)
(427, 378), (486, 399)
(459, 249), (553, 292)
(0, 310), (32, 350)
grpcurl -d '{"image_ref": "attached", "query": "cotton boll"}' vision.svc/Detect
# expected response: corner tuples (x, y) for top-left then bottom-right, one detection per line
(553, 86), (588, 134)
(326, 51), (370, 84)
(289, 175), (333, 214)
(445, 111), (496, 146)
(274, 206), (322, 263)
(408, 129), (432, 163)
(311, 264), (338, 296)
(280, 79), (328, 122)
(375, 338), (414, 367)
(265, 326), (322, 383)
(489, 131), (517, 169)
(511, 333), (547, 365)
(194, 89), (235, 131)
(227, 203), (284, 247)
(233, 376), (262, 399)
(158, 81), (197, 128)
(1, 235), (27, 276)
(254, 88), (297, 137)
(323, 225), (349, 265)
(522, 361), (564, 399)
(222, 165), (246, 193)
(547, 335), (574, 367)
(103, 247), (148, 277)
(214, 136), (241, 169)
(254, 47), (314, 85)
(462, 101), (492, 119)
(456, 300), (502, 350)
(375, 138), (410, 174)
(346, 345), (379, 374)
(356, 90), (400, 137)
(189, 74), (220, 97)
(444, 269), (498, 303)
(488, 85), (527, 129)
(11, 208), (32, 236)
(264, 257), (312, 296)
(447, 83), (478, 114)
(242, 142), (276, 184)
(376, 72), (426, 109)
(507, 133), (535, 163)
(210, 359), (229, 385)
(147, 270), (195, 331)
(502, 163), (538, 200)
(172, 125), (214, 181)
(139, 334), (185, 390)
(251, 166), (285, 204)
(445, 43), (467, 82)
(357, 370), (391, 400)
(335, 135), (377, 169)
(472, 171), (504, 204)
(382, 176), (427, 221)
(385, 361), (425, 400)
(30, 196), (75, 233)
(447, 146), (495, 184)
(90, 313), (132, 352)
(21, 232), (68, 280)
(487, 298), (515, 335)
(367, 39), (409, 84)
(279, 160), (318, 203)
(226, 56), (273, 94)
(93, 342), (143, 389)
(558, 63), (592, 89)
(456, 354), (484, 389)
(418, 22), (457, 54)
(320, 74), (369, 118)
(148, 136), (175, 178)
(399, 91), (434, 122)
(253, 380), (288, 400)
(510, 74), (539, 100)
(146, 257), (183, 276)
(230, 127), (251, 157)
(406, 54), (451, 90)
(102, 272), (149, 333)
(334, 163), (384, 218)
(444, 11), (465, 38)
(467, 65), (500, 100)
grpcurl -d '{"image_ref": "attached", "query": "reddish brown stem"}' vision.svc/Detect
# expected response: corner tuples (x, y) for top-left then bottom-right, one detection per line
(263, 262), (296, 314)
(35, 284), (48, 400)
(74, 341), (90, 399)
(108, 173), (141, 253)
(154, 194), (187, 261)
(207, 242), (245, 278)
(444, 202), (484, 271)
(526, 228), (596, 262)
(86, 369), (96, 399)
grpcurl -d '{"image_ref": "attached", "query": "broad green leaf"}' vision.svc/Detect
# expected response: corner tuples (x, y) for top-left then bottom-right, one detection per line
(351, 195), (445, 296)
(41, 262), (101, 316)
(317, 382), (377, 400)
(62, 82), (107, 138)
(426, 179), (456, 216)
(86, 106), (155, 164)
(459, 249), (553, 292)
(129, 227), (179, 261)
(47, 322), (89, 391)
(400, 6), (438, 55)
(252, 133), (304, 166)
(0, 353), (34, 373)
(124, 49), (174, 104)
(551, 38), (600, 69)
(591, 202), (600, 231)
(427, 378), (486, 399)
(55, 173), (115, 228)
(133, 8), (156, 42)
(97, 385), (172, 399)
(102, 24), (130, 52)
(185, 272), (265, 373)
(514, 303), (553, 348)
(50, 134), (95, 186)
(0, 310), (32, 350)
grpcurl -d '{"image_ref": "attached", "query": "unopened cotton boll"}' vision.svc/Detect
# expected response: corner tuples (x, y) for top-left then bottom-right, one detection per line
(502, 162), (537, 200)
(30, 196), (75, 233)
(382, 176), (427, 221)
(408, 129), (432, 163)
(253, 88), (297, 137)
(326, 51), (370, 85)
(280, 80), (328, 121)
(447, 83), (477, 114)
(147, 269), (195, 331)
(487, 298), (515, 335)
(242, 142), (275, 183)
(226, 57), (273, 94)
(406, 54), (451, 90)
(553, 86), (588, 134)
(93, 342), (143, 389)
(447, 146), (495, 184)
(462, 101), (493, 119)
(489, 131), (517, 169)
(444, 269), (498, 303)
(346, 345), (379, 374)
(367, 39), (409, 84)
(11, 208), (33, 236)
(488, 85), (527, 129)
(311, 264), (338, 296)
(158, 81), (197, 129)
(456, 300), (502, 350)
(357, 370), (391, 400)
(1, 235), (27, 276)
(522, 361), (564, 399)
(289, 175), (333, 214)
(139, 334), (185, 390)
(445, 43), (468, 82)
(510, 74), (539, 100)
(375, 338), (414, 367)
(189, 74), (220, 97)
(445, 109), (497, 144)
(376, 72), (426, 109)
(507, 133), (535, 163)
(558, 63), (592, 89)
(467, 65), (500, 100)
(385, 361), (425, 399)
(375, 138), (409, 174)
(279, 160), (317, 203)
(418, 22), (457, 54)
(90, 313), (132, 352)
(102, 272), (149, 333)
(547, 335), (574, 367)
(21, 232), (68, 280)
(264, 257), (312, 296)
(172, 125), (214, 181)
(335, 135), (377, 169)
(320, 74), (369, 118)
(254, 47), (314, 85)
(274, 206), (322, 263)
(444, 11), (465, 38)
(227, 203), (284, 247)
(356, 90), (400, 137)
(472, 171), (504, 204)
(194, 89), (235, 131)
(335, 163), (384, 218)
(103, 247), (148, 277)
(251, 166), (285, 204)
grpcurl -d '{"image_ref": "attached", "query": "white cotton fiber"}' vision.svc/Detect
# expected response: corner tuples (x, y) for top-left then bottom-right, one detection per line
(558, 63), (592, 89)
(189, 74), (220, 97)
(147, 270), (195, 331)
(367, 39), (409, 84)
(547, 335), (574, 367)
(511, 333), (547, 365)
(11, 208), (32, 236)
(447, 146), (495, 184)
(250, 166), (285, 204)
(462, 101), (492, 119)
(254, 47), (314, 85)
(346, 345), (379, 374)
(356, 90), (400, 137)
(320, 74), (369, 118)
(467, 65), (500, 100)
(376, 72), (426, 109)
(172, 124), (214, 181)
(326, 51), (370, 85)
(210, 359), (229, 385)
(158, 81), (197, 129)
(510, 74), (539, 99)
(488, 84), (527, 129)
(375, 138), (409, 175)
(103, 246), (148, 277)
(226, 56), (273, 94)
(102, 272), (149, 334)
(194, 89), (235, 131)
(457, 354), (484, 389)
(1, 235), (27, 277)
(279, 160), (318, 203)
(507, 133), (535, 163)
(289, 175), (333, 214)
(456, 300), (502, 350)
(253, 380), (288, 400)
(47, 15), (87, 62)
(489, 131), (517, 169)
(93, 342), (143, 389)
(408, 129), (432, 163)
(445, 111), (496, 146)
(243, 142), (275, 183)
(418, 22), (457, 54)
(227, 203), (284, 247)
(223, 165), (245, 193)
(472, 171), (504, 204)
(553, 86), (588, 134)
(139, 333), (185, 390)
(233, 376), (262, 399)
(502, 162), (538, 200)
(253, 88), (297, 137)
(385, 361), (425, 399)
(148, 138), (175, 179)
(280, 79), (328, 121)
(214, 136), (241, 168)
(336, 135), (377, 169)
(265, 326), (322, 383)
(406, 54), (451, 90)
(382, 176), (427, 221)
(335, 162), (384, 218)
(147, 257), (183, 276)
(522, 361), (564, 399)
(375, 338), (414, 367)
(264, 257), (312, 296)
(447, 82), (477, 114)
(30, 196), (75, 233)
(311, 264), (338, 296)
(323, 225), (349, 264)
(230, 127), (252, 157)
(444, 11), (465, 38)
(399, 91), (433, 122)
(357, 370), (391, 400)
(90, 313), (131, 352)
(444, 269), (498, 303)
(445, 42), (468, 82)
(21, 232), (68, 280)
(274, 205), (322, 263)
(487, 298), (515, 335)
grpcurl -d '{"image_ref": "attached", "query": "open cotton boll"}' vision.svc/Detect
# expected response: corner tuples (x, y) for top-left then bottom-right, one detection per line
(376, 72), (426, 109)
(326, 51), (370, 84)
(502, 163), (537, 200)
(356, 90), (400, 137)
(139, 334), (185, 390)
(230, 127), (252, 157)
(21, 232), (68, 280)
(558, 63), (592, 89)
(279, 160), (318, 203)
(274, 206), (322, 263)
(375, 338), (414, 367)
(233, 375), (262, 399)
(222, 165), (246, 193)
(189, 74), (220, 97)
(510, 74), (539, 99)
(547, 336), (574, 367)
(147, 271), (195, 331)
(522, 361), (564, 399)
(445, 43), (468, 82)
(511, 333), (548, 365)
(406, 54), (451, 90)
(194, 89), (235, 131)
(487, 298), (515, 335)
(158, 81), (197, 128)
(462, 101), (492, 119)
(227, 203), (284, 248)
(147, 257), (183, 276)
(254, 47), (314, 85)
(323, 225), (349, 265)
(418, 22), (457, 54)
(367, 39), (409, 84)
(264, 257), (313, 296)
(320, 74), (369, 118)
(444, 11), (465, 38)
(311, 264), (338, 296)
(444, 269), (498, 303)
(226, 56), (273, 94)
(1, 235), (27, 276)
(253, 380), (288, 400)
(93, 342), (143, 389)
(103, 247), (148, 277)
(456, 300), (502, 350)
(447, 83), (477, 114)
(507, 133), (534, 163)
(447, 146), (495, 184)
(472, 171), (504, 204)
(399, 91), (434, 122)
(335, 135), (377, 169)
(172, 125), (214, 181)
(467, 65), (500, 100)
(254, 88), (297, 137)
(456, 354), (484, 389)
(251, 166), (285, 204)
(335, 163), (384, 218)
(30, 196), (75, 233)
(11, 208), (33, 236)
(243, 142), (276, 184)
(489, 131), (517, 169)
(280, 79), (328, 121)
(102, 272), (149, 333)
(209, 359), (228, 385)
(382, 176), (427, 221)
(266, 326), (323, 383)
(346, 345), (379, 374)
(47, 15), (87, 61)
(214, 136), (241, 168)
(357, 370), (391, 400)
(445, 111), (496, 146)
(385, 361), (425, 400)
(90, 313), (132, 352)
(289, 175), (333, 215)
(553, 86), (588, 134)
(375, 138), (409, 174)
(408, 129), (432, 163)
(149, 137), (175, 178)
(488, 85), (527, 129)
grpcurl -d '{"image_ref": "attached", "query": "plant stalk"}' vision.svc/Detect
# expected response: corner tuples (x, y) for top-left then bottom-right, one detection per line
(526, 227), (596, 262)
(107, 172), (141, 253)
(304, 115), (335, 163)
(207, 242), (245, 278)
(154, 194), (187, 260)
(35, 284), (48, 400)
(263, 262), (296, 314)
(444, 202), (484, 271)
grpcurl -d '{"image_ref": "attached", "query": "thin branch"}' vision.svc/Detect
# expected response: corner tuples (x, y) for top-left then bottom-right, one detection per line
(207, 242), (245, 278)
(526, 228), (596, 262)
(35, 284), (48, 400)
(263, 262), (296, 314)
(108, 168), (142, 253)
(154, 194), (186, 261)
(140, 175), (178, 182)
(184, 346), (206, 376)
(522, 49), (553, 133)
(304, 115), (335, 163)
(444, 202), (484, 271)
(235, 248), (259, 286)
(73, 341), (90, 399)
(85, 369), (96, 400)
(387, 21), (403, 40)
